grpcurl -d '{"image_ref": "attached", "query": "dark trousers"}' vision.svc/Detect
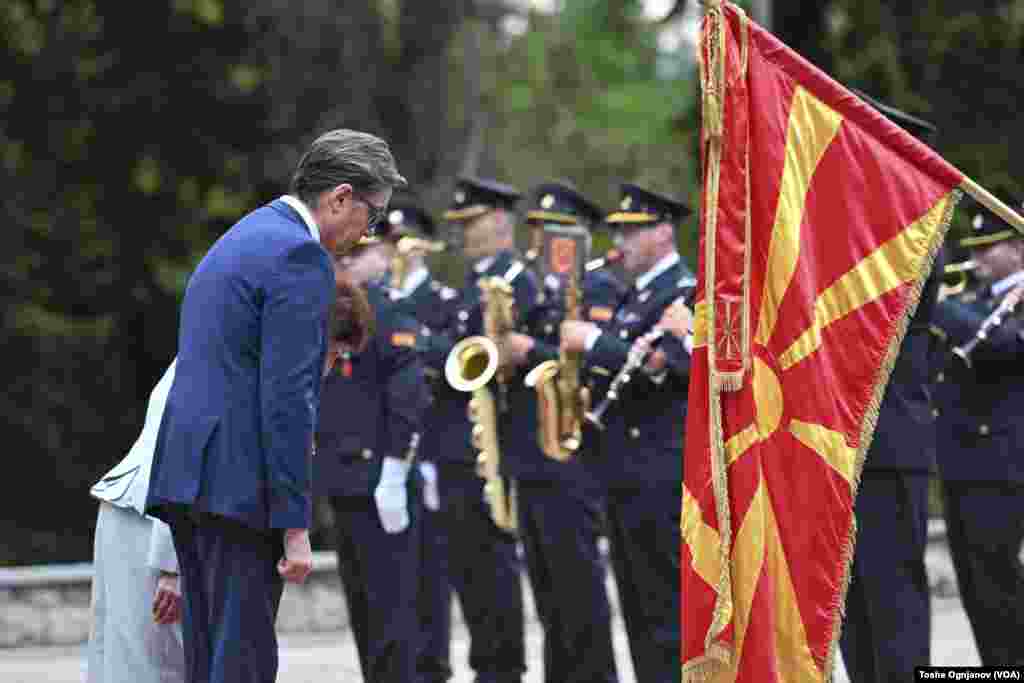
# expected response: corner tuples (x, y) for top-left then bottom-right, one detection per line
(518, 482), (618, 683)
(330, 495), (420, 683)
(169, 511), (285, 683)
(840, 472), (930, 682)
(606, 485), (680, 683)
(439, 464), (525, 683)
(942, 481), (1024, 666)
(417, 504), (453, 683)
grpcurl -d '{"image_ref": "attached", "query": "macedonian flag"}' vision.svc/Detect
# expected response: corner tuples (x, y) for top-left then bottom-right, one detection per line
(682, 3), (967, 681)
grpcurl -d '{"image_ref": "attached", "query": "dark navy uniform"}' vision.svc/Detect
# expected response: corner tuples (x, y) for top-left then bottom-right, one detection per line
(380, 198), (456, 683)
(839, 93), (942, 682)
(583, 184), (695, 683)
(314, 280), (431, 683)
(424, 177), (537, 683)
(505, 182), (626, 683)
(931, 200), (1024, 667)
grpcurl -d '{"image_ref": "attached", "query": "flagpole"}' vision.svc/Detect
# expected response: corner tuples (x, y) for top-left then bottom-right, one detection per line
(959, 177), (1024, 237)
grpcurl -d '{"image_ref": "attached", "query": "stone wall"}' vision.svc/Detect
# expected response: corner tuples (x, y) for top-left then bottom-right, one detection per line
(0, 550), (529, 649)
(2, 522), (959, 649)
(0, 553), (363, 648)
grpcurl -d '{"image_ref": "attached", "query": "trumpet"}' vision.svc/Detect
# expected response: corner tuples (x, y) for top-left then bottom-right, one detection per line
(390, 236), (446, 290)
(951, 283), (1024, 369)
(584, 328), (665, 430)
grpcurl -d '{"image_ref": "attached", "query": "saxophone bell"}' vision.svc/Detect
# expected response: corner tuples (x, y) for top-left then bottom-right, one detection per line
(445, 336), (500, 392)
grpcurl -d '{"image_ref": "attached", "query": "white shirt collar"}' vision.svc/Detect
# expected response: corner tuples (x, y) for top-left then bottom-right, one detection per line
(635, 251), (680, 291)
(279, 195), (321, 244)
(399, 265), (430, 298)
(473, 256), (496, 274)
(992, 269), (1024, 298)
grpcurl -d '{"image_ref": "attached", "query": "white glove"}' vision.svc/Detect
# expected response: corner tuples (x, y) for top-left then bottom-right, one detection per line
(374, 456), (411, 534)
(419, 461), (440, 512)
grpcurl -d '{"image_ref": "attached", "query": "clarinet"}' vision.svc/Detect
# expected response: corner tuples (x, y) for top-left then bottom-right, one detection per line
(584, 328), (665, 431)
(951, 284), (1024, 369)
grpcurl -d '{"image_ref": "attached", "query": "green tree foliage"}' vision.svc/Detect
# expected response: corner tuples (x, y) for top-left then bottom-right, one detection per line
(480, 0), (701, 261)
(772, 1), (1024, 242)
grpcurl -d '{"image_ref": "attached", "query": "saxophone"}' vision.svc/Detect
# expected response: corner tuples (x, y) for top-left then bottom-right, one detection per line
(524, 264), (588, 461)
(444, 276), (518, 533)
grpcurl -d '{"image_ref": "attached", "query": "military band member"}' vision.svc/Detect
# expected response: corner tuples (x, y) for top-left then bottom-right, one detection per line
(315, 245), (431, 683)
(560, 184), (694, 683)
(429, 176), (541, 682)
(378, 198), (455, 683)
(839, 93), (944, 682)
(931, 197), (1024, 666)
(500, 181), (625, 683)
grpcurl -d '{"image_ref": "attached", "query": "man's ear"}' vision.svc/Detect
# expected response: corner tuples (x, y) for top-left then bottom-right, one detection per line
(329, 184), (354, 213)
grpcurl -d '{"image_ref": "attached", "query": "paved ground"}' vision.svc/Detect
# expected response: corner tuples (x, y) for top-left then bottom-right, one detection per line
(0, 539), (989, 682)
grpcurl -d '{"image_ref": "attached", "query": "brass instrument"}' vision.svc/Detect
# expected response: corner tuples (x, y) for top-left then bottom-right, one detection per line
(938, 259), (977, 302)
(390, 236), (446, 290)
(951, 283), (1024, 369)
(585, 328), (665, 430)
(525, 261), (589, 461)
(443, 276), (518, 533)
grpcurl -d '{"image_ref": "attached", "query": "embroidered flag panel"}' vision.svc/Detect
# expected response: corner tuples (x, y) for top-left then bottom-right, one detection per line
(682, 3), (963, 681)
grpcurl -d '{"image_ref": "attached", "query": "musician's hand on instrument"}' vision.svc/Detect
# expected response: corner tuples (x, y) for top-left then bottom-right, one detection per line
(644, 349), (668, 373)
(501, 332), (535, 367)
(560, 321), (598, 353)
(657, 299), (693, 339)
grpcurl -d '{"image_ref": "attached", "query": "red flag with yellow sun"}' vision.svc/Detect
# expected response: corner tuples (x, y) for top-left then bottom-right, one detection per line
(682, 2), (967, 681)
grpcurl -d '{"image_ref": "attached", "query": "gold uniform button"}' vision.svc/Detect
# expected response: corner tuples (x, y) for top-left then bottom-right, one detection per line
(932, 408), (940, 418)
(619, 329), (629, 339)
(936, 372), (945, 383)
(629, 427), (640, 439)
(544, 324), (554, 335)
(979, 424), (990, 436)
(361, 448), (374, 460)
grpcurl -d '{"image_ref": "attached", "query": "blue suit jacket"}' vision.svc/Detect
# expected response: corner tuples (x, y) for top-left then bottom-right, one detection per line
(146, 199), (334, 530)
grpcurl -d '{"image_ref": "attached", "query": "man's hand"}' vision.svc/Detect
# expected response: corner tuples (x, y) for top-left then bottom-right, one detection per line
(278, 528), (314, 583)
(560, 320), (599, 353)
(501, 332), (536, 367)
(657, 298), (693, 340)
(152, 571), (182, 625)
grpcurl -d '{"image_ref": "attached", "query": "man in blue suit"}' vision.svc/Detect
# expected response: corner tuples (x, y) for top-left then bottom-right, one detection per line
(146, 129), (406, 683)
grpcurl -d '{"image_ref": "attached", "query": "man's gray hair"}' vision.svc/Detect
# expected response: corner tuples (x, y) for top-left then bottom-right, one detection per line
(290, 129), (407, 204)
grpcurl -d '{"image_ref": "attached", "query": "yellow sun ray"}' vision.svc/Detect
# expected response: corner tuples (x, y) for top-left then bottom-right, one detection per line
(682, 485), (724, 591)
(764, 479), (822, 682)
(755, 87), (844, 348)
(776, 194), (956, 371)
(788, 420), (856, 486)
(723, 477), (768, 680)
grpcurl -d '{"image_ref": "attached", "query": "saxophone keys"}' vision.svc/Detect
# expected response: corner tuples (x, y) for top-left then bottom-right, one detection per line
(471, 423), (485, 449)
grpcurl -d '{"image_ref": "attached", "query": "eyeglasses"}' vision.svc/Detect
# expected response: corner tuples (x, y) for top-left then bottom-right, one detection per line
(353, 192), (387, 236)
